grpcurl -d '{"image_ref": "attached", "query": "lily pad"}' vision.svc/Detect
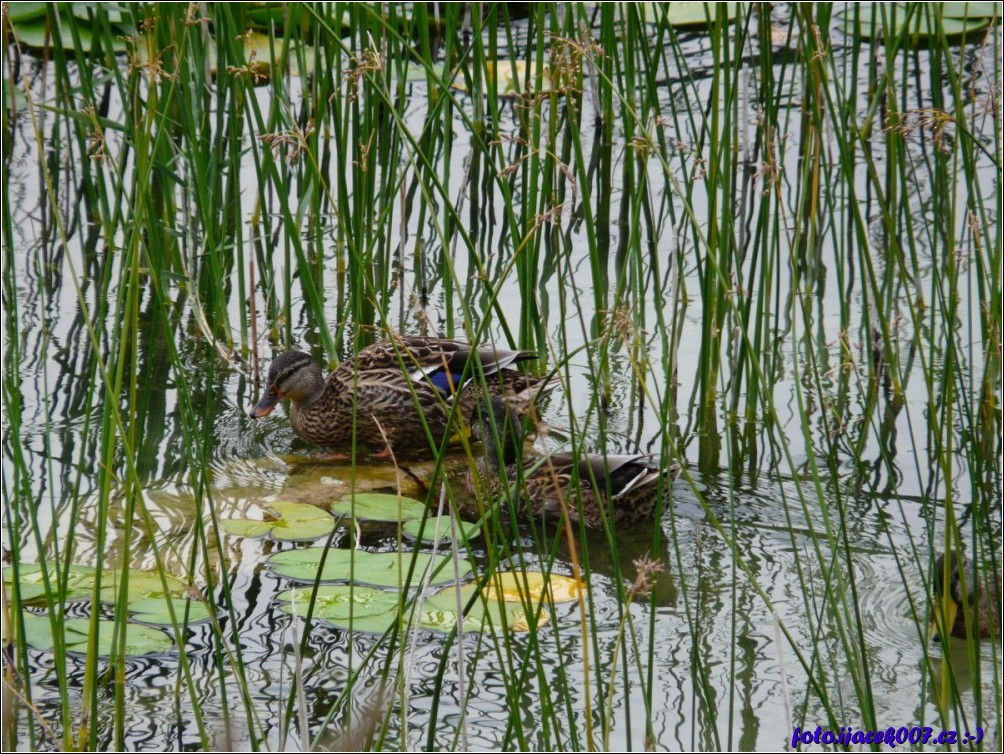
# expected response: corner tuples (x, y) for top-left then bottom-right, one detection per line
(837, 5), (990, 41)
(402, 515), (481, 544)
(5, 564), (187, 605)
(423, 583), (547, 633)
(5, 564), (97, 603)
(7, 6), (134, 54)
(278, 585), (403, 633)
(97, 570), (188, 602)
(217, 31), (316, 82)
(222, 501), (336, 541)
(451, 60), (559, 99)
(268, 547), (472, 588)
(937, 2), (999, 18)
(16, 613), (173, 656)
(329, 492), (427, 523)
(279, 583), (546, 634)
(128, 596), (215, 626)
(632, 2), (748, 27)
(6, 2), (48, 23)
(482, 571), (583, 604)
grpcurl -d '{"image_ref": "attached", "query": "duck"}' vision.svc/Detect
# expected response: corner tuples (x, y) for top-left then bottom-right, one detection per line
(467, 396), (680, 529)
(250, 335), (553, 457)
(931, 552), (1000, 640)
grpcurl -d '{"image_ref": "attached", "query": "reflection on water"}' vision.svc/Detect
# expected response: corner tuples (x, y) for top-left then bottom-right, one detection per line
(4, 5), (1000, 752)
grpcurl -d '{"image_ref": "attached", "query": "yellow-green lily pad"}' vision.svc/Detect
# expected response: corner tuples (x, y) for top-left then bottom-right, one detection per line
(482, 571), (583, 604)
(222, 501), (336, 541)
(128, 596), (215, 626)
(451, 60), (560, 99)
(329, 492), (427, 523)
(17, 613), (173, 656)
(268, 547), (472, 588)
(423, 583), (547, 633)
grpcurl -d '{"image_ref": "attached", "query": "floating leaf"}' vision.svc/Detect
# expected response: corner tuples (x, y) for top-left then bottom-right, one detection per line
(402, 515), (480, 544)
(16, 613), (173, 656)
(5, 564), (96, 603)
(97, 570), (188, 602)
(631, 2), (748, 27)
(939, 2), (999, 18)
(423, 583), (547, 633)
(330, 493), (427, 523)
(482, 572), (583, 604)
(7, 7), (134, 54)
(222, 501), (335, 541)
(128, 596), (215, 626)
(220, 519), (276, 538)
(837, 5), (990, 42)
(6, 2), (48, 23)
(5, 564), (186, 605)
(268, 547), (472, 588)
(278, 585), (403, 633)
(279, 583), (544, 634)
(451, 60), (560, 99)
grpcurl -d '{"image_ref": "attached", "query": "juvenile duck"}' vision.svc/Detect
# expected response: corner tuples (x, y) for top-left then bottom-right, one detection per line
(931, 552), (1000, 640)
(467, 396), (680, 529)
(251, 336), (552, 457)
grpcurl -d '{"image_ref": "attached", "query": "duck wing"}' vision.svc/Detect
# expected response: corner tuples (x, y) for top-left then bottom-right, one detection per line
(352, 336), (540, 397)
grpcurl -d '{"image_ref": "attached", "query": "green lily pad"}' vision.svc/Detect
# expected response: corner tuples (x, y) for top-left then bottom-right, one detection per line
(278, 585), (403, 633)
(6, 2), (48, 23)
(279, 583), (545, 634)
(128, 596), (215, 626)
(268, 548), (472, 588)
(329, 493), (427, 523)
(5, 564), (96, 603)
(97, 570), (188, 602)
(837, 5), (990, 41)
(5, 564), (186, 606)
(402, 515), (481, 544)
(222, 501), (336, 541)
(17, 613), (173, 656)
(940, 3), (1000, 18)
(8, 9), (134, 54)
(627, 2), (747, 27)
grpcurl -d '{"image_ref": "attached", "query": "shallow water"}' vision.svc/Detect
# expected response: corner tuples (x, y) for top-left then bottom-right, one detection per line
(3, 4), (1000, 752)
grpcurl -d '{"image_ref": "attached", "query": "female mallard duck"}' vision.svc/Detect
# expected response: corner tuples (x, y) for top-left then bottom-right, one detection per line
(251, 336), (552, 457)
(467, 396), (680, 529)
(932, 552), (1000, 640)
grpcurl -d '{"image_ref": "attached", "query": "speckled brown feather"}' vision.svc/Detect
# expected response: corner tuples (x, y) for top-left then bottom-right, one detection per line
(467, 397), (680, 529)
(252, 337), (553, 456)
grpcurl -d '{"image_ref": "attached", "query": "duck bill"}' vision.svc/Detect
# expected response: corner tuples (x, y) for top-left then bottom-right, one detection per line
(251, 385), (281, 418)
(931, 596), (959, 642)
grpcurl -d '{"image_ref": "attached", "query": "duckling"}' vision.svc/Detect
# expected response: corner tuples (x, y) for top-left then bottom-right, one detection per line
(931, 551), (1000, 640)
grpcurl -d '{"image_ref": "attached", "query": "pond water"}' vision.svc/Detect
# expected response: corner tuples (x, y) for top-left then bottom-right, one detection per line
(3, 4), (1000, 752)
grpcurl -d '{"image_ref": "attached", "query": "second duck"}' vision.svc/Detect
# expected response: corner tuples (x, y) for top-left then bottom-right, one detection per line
(467, 396), (680, 529)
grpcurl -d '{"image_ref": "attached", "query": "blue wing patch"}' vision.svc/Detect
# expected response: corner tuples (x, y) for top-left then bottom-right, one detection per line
(427, 369), (464, 394)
